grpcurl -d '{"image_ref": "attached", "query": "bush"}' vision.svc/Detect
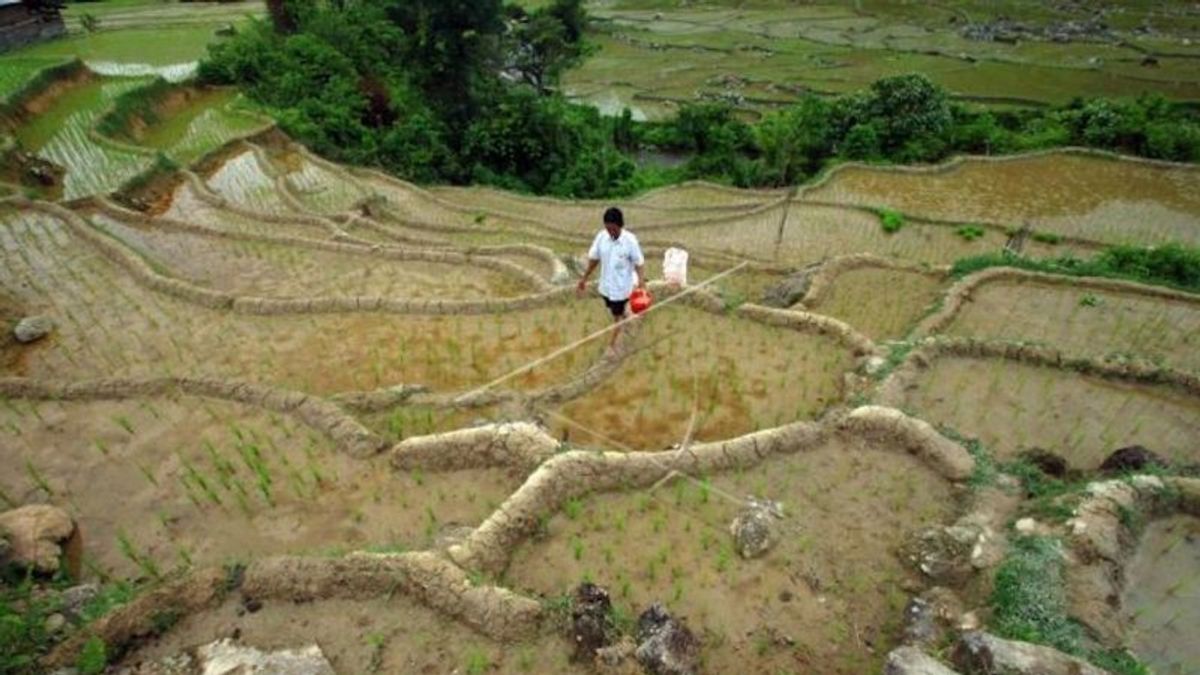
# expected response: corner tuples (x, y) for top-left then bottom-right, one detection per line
(879, 208), (905, 234)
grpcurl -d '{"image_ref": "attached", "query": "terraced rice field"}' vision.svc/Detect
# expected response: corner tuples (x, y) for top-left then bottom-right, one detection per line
(572, 2), (1200, 119)
(2, 45), (1200, 675)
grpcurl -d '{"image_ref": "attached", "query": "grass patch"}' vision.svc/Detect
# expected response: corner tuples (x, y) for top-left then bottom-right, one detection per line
(951, 243), (1200, 294)
(992, 535), (1154, 675)
(955, 224), (986, 241)
(991, 535), (1082, 652)
(879, 208), (905, 234)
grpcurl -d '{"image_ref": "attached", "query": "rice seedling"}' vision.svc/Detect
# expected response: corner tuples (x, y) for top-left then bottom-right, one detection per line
(25, 460), (53, 496)
(113, 415), (135, 435)
(116, 529), (162, 581)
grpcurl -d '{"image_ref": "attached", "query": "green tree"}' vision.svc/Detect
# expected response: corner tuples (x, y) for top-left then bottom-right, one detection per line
(754, 96), (832, 185)
(506, 6), (590, 95)
(866, 73), (952, 158)
(384, 0), (506, 123)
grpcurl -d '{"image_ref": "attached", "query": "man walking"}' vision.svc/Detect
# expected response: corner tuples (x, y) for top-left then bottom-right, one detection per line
(576, 207), (646, 349)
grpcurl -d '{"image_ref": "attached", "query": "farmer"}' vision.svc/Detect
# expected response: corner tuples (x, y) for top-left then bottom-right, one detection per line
(576, 206), (646, 349)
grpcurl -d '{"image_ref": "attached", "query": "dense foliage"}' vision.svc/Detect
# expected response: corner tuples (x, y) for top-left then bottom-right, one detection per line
(199, 2), (1200, 198)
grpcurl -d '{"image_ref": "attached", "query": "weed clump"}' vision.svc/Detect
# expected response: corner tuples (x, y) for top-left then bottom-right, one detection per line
(879, 208), (906, 234)
(956, 224), (985, 241)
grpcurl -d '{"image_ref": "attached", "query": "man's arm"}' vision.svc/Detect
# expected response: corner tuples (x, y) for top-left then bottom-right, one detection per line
(631, 236), (646, 289)
(577, 258), (599, 293)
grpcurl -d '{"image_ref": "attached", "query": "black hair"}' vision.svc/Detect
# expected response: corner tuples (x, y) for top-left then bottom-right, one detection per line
(603, 206), (624, 227)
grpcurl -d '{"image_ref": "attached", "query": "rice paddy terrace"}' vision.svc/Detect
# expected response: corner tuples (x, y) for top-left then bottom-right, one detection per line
(3, 43), (1200, 675)
(576, 0), (1200, 120)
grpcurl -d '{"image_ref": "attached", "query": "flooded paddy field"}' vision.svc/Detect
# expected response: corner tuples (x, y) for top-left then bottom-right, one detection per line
(898, 356), (1200, 467)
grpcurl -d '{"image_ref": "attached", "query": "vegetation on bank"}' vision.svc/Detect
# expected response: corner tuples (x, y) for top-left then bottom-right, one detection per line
(196, 1), (1200, 199)
(951, 243), (1200, 295)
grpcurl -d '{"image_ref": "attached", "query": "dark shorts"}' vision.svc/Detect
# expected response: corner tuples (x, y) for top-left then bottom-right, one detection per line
(601, 295), (628, 318)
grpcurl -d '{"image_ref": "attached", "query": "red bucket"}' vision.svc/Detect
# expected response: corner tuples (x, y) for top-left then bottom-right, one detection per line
(630, 288), (653, 315)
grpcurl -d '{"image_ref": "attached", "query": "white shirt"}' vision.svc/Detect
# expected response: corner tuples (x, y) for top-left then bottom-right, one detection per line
(588, 229), (644, 301)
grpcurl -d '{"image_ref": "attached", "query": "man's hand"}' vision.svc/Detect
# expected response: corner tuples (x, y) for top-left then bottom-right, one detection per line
(576, 278), (588, 296)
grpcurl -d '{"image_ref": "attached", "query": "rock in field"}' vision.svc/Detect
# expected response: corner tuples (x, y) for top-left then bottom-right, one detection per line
(884, 646), (962, 675)
(1097, 445), (1169, 474)
(729, 497), (783, 559)
(760, 265), (819, 308)
(13, 315), (54, 343)
(125, 638), (335, 675)
(953, 631), (1109, 675)
(571, 582), (615, 663)
(0, 505), (81, 577)
(635, 604), (700, 675)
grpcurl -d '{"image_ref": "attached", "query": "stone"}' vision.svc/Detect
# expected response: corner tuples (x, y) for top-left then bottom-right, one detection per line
(59, 583), (99, 622)
(902, 596), (940, 647)
(1014, 518), (1038, 535)
(902, 525), (981, 585)
(1098, 445), (1169, 474)
(729, 497), (783, 559)
(635, 604), (701, 675)
(953, 631), (1109, 675)
(126, 639), (335, 674)
(903, 588), (963, 648)
(1016, 448), (1069, 479)
(0, 505), (82, 577)
(884, 646), (962, 675)
(760, 265), (819, 308)
(13, 315), (54, 344)
(595, 636), (637, 672)
(571, 582), (615, 663)
(44, 613), (66, 634)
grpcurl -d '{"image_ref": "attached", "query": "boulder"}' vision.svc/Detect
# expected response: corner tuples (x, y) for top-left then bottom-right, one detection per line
(902, 587), (964, 648)
(953, 631), (1109, 675)
(1098, 445), (1169, 474)
(760, 266), (818, 308)
(885, 646), (962, 675)
(635, 604), (700, 675)
(1017, 448), (1069, 479)
(571, 582), (615, 663)
(729, 497), (783, 559)
(13, 315), (54, 344)
(0, 505), (81, 577)
(59, 583), (100, 623)
(902, 525), (981, 585)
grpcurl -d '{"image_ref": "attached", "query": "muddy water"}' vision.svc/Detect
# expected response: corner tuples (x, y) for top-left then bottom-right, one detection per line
(805, 154), (1200, 246)
(506, 437), (958, 674)
(810, 267), (946, 340)
(554, 304), (852, 450)
(903, 356), (1200, 467)
(1122, 515), (1200, 674)
(945, 281), (1200, 373)
(0, 397), (522, 579)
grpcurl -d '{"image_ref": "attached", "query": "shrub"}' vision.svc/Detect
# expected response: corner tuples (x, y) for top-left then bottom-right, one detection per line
(879, 208), (905, 234)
